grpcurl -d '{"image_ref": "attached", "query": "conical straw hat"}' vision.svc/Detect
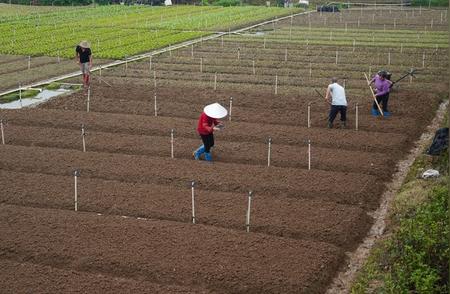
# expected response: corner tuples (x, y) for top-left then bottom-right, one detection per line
(79, 40), (91, 48)
(203, 103), (228, 119)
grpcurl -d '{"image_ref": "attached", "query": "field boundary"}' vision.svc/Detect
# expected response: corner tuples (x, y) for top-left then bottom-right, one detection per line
(325, 98), (449, 293)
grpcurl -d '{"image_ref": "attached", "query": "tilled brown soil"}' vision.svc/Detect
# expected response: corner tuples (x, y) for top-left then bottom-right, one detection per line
(0, 259), (212, 293)
(1, 9), (447, 293)
(0, 170), (370, 249)
(0, 204), (343, 294)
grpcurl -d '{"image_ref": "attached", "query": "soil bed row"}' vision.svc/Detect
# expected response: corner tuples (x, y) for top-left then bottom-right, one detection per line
(0, 170), (370, 249)
(0, 203), (343, 294)
(0, 144), (382, 208)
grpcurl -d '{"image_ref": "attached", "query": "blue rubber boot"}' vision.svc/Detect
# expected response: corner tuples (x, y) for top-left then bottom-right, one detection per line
(193, 145), (205, 160)
(383, 111), (391, 117)
(204, 152), (212, 162)
(371, 108), (380, 116)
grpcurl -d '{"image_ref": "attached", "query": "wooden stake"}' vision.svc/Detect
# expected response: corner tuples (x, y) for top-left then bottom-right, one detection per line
(0, 119), (4, 145)
(27, 56), (31, 69)
(275, 74), (278, 95)
(335, 50), (338, 65)
(191, 181), (196, 224)
(307, 102), (311, 128)
(245, 191), (253, 232)
(221, 35), (224, 47)
(353, 39), (356, 52)
(191, 44), (194, 57)
(19, 84), (22, 108)
(149, 56), (152, 71)
(388, 51), (391, 65)
(284, 48), (288, 61)
(364, 72), (384, 116)
(237, 48), (240, 60)
(200, 57), (203, 73)
(214, 72), (217, 90)
(74, 170), (80, 211)
(309, 63), (312, 77)
(422, 52), (425, 68)
(229, 97), (233, 121)
(355, 103), (359, 130)
(267, 137), (272, 167)
(154, 93), (157, 116)
(263, 37), (266, 49)
(86, 87), (90, 112)
(252, 59), (255, 75)
(307, 139), (311, 170)
(170, 129), (174, 158)
(153, 70), (156, 88)
(81, 124), (86, 152)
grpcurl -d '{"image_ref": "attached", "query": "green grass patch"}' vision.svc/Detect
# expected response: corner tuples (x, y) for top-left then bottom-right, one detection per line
(352, 119), (449, 293)
(0, 89), (40, 104)
(45, 82), (61, 90)
(411, 0), (449, 6)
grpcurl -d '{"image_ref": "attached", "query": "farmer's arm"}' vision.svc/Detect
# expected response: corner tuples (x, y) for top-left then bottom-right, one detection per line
(325, 85), (331, 103)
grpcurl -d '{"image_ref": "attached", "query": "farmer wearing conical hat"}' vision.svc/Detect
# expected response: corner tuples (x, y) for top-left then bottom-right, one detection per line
(193, 103), (227, 162)
(75, 40), (93, 88)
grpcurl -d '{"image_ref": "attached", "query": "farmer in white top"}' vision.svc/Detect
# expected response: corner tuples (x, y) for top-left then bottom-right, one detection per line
(325, 77), (347, 129)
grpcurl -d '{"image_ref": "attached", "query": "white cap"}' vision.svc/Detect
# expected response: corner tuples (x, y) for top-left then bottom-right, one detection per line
(203, 103), (228, 119)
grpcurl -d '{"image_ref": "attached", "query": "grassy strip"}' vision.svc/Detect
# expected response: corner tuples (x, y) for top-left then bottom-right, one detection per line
(412, 0), (449, 6)
(0, 89), (40, 104)
(352, 111), (449, 293)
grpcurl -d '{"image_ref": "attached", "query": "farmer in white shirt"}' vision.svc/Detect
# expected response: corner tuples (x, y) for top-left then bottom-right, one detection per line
(325, 77), (347, 129)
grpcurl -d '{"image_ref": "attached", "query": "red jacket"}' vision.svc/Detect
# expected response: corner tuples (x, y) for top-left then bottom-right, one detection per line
(197, 112), (218, 135)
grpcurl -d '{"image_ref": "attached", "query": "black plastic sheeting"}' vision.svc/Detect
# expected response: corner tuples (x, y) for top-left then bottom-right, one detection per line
(427, 127), (449, 155)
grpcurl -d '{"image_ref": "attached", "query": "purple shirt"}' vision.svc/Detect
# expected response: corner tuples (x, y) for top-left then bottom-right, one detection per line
(371, 74), (391, 97)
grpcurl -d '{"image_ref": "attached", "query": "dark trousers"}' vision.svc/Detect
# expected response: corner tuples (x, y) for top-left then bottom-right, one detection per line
(373, 93), (389, 112)
(200, 134), (215, 153)
(329, 105), (347, 123)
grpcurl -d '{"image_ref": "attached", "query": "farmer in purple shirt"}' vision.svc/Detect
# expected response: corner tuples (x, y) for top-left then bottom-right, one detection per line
(369, 70), (393, 116)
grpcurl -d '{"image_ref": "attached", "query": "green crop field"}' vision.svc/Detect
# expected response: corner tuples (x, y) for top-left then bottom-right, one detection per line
(0, 4), (301, 59)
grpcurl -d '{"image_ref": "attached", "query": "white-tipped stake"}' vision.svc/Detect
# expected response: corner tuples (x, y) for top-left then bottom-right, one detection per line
(422, 52), (425, 68)
(440, 12), (443, 24)
(343, 79), (346, 88)
(191, 44), (194, 57)
(28, 56), (31, 70)
(86, 87), (90, 112)
(284, 48), (288, 62)
(237, 48), (240, 60)
(245, 191), (253, 233)
(81, 124), (86, 152)
(57, 52), (60, 63)
(74, 170), (80, 211)
(99, 65), (102, 78)
(309, 62), (312, 77)
(368, 66), (372, 78)
(154, 93), (157, 117)
(252, 59), (255, 75)
(335, 50), (338, 65)
(170, 129), (174, 159)
(149, 56), (152, 71)
(200, 57), (203, 73)
(355, 103), (359, 131)
(307, 102), (311, 128)
(0, 119), (5, 145)
(267, 137), (272, 167)
(308, 139), (311, 171)
(191, 181), (196, 224)
(221, 35), (224, 47)
(263, 37), (266, 49)
(229, 97), (233, 122)
(19, 84), (22, 108)
(275, 74), (278, 95)
(214, 72), (217, 90)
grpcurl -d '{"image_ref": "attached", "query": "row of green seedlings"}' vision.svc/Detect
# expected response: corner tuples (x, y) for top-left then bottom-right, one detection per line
(113, 51), (422, 93)
(72, 168), (255, 232)
(309, 8), (447, 29)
